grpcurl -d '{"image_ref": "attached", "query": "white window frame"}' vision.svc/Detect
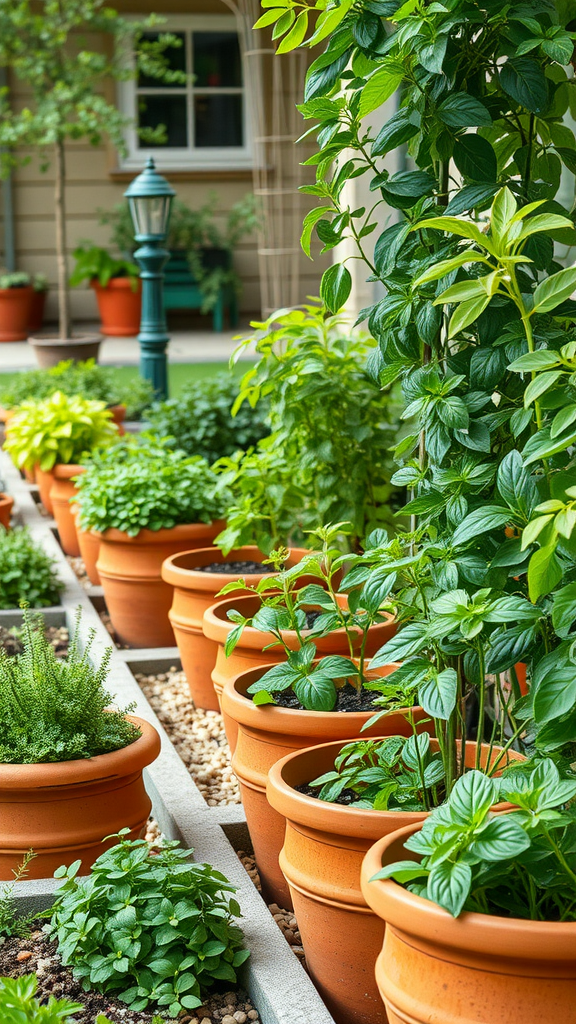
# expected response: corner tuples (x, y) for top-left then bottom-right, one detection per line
(117, 14), (252, 171)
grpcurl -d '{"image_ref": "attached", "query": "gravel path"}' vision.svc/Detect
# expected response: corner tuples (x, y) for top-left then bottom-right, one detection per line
(236, 852), (305, 965)
(66, 555), (92, 590)
(136, 668), (241, 806)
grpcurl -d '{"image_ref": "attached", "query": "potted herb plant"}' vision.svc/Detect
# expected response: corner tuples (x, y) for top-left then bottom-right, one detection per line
(0, 608), (161, 879)
(362, 761), (576, 1024)
(0, 528), (63, 609)
(0, 272), (34, 342)
(75, 436), (229, 647)
(3, 391), (118, 550)
(69, 245), (141, 337)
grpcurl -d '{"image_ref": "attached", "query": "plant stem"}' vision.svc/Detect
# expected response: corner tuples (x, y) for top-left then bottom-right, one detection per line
(475, 642), (486, 770)
(54, 137), (71, 340)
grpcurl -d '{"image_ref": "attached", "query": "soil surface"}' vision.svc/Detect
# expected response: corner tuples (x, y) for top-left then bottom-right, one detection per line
(0, 932), (259, 1024)
(192, 561), (276, 575)
(295, 782), (359, 806)
(0, 624), (69, 658)
(258, 681), (382, 713)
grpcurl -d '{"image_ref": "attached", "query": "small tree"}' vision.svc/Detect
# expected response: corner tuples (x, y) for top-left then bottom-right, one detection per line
(0, 0), (182, 339)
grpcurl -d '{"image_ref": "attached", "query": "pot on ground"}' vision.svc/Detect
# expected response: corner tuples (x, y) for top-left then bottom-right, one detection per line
(28, 334), (101, 369)
(0, 286), (34, 341)
(28, 289), (47, 334)
(267, 739), (522, 1024)
(92, 277), (142, 337)
(75, 507), (101, 585)
(361, 821), (573, 1024)
(202, 593), (397, 735)
(50, 464), (84, 557)
(0, 715), (160, 880)
(109, 404), (127, 435)
(221, 662), (424, 907)
(0, 493), (14, 530)
(162, 545), (308, 711)
(35, 465), (56, 515)
(97, 521), (225, 648)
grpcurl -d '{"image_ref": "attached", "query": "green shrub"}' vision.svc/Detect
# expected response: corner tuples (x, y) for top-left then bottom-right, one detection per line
(0, 608), (140, 763)
(0, 976), (86, 1024)
(146, 372), (270, 463)
(75, 436), (230, 536)
(69, 244), (139, 288)
(0, 360), (153, 420)
(4, 391), (118, 471)
(49, 831), (249, 1018)
(0, 528), (63, 609)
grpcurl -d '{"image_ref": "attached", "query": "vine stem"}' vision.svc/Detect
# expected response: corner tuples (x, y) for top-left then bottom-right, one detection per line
(475, 642), (486, 770)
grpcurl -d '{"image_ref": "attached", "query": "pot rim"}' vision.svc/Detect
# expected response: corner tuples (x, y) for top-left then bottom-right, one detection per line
(53, 463), (85, 481)
(161, 544), (308, 590)
(0, 285), (34, 297)
(28, 333), (102, 346)
(0, 493), (13, 506)
(91, 276), (142, 291)
(93, 520), (226, 543)
(0, 714), (160, 788)
(361, 822), (576, 956)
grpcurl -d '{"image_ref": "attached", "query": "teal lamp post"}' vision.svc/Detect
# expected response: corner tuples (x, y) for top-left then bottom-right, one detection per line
(124, 157), (175, 400)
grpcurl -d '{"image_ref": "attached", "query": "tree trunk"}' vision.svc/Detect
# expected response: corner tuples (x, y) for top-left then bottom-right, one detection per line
(54, 138), (71, 339)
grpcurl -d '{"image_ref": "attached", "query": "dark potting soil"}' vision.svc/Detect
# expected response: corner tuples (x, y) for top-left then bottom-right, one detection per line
(193, 560), (277, 574)
(304, 609), (322, 630)
(0, 625), (69, 658)
(295, 783), (359, 806)
(259, 682), (381, 713)
(0, 931), (259, 1024)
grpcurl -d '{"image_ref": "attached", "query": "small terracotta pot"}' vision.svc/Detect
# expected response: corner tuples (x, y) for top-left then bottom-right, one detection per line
(50, 464), (84, 557)
(97, 521), (225, 648)
(0, 715), (160, 880)
(35, 465), (56, 515)
(23, 466), (36, 484)
(162, 545), (308, 711)
(91, 277), (142, 337)
(222, 662), (427, 906)
(267, 739), (523, 1024)
(0, 493), (14, 530)
(0, 286), (34, 341)
(203, 593), (397, 725)
(28, 334), (101, 369)
(75, 507), (101, 585)
(361, 821), (575, 1024)
(109, 404), (127, 435)
(28, 289), (47, 334)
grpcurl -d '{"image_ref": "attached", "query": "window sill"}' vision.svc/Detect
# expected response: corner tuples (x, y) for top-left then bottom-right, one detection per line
(109, 166), (254, 182)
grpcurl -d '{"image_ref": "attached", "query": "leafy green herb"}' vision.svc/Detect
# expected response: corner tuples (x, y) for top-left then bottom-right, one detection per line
(0, 975), (83, 1024)
(0, 360), (153, 420)
(0, 851), (37, 939)
(69, 245), (139, 289)
(4, 391), (118, 471)
(0, 528), (63, 609)
(49, 831), (249, 1018)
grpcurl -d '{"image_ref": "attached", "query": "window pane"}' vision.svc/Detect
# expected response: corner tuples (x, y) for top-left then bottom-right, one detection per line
(193, 32), (241, 88)
(194, 94), (243, 147)
(138, 95), (188, 148)
(138, 32), (187, 89)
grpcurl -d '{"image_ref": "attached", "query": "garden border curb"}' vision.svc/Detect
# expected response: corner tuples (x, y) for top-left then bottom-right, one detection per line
(1, 451), (337, 1024)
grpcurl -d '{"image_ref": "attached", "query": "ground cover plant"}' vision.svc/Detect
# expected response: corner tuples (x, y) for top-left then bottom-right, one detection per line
(0, 528), (63, 609)
(49, 831), (249, 1018)
(4, 392), (118, 471)
(0, 608), (139, 763)
(260, 0), (576, 794)
(0, 360), (153, 420)
(75, 436), (230, 536)
(0, 975), (89, 1024)
(146, 373), (270, 464)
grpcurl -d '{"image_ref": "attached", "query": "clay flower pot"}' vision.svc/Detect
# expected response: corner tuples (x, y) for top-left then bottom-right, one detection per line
(109, 403), (127, 435)
(97, 521), (225, 648)
(161, 545), (308, 711)
(0, 493), (14, 530)
(202, 593), (397, 722)
(221, 662), (426, 907)
(28, 334), (101, 369)
(266, 739), (523, 1024)
(0, 715), (160, 880)
(28, 288), (47, 334)
(0, 286), (34, 341)
(35, 465), (56, 515)
(91, 277), (142, 337)
(361, 821), (576, 1024)
(74, 507), (101, 585)
(50, 464), (84, 557)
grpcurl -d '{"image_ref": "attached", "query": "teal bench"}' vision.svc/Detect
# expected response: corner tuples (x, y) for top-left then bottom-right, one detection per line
(163, 250), (239, 333)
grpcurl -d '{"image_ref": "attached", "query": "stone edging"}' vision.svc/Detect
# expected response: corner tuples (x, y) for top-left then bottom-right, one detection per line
(0, 451), (336, 1024)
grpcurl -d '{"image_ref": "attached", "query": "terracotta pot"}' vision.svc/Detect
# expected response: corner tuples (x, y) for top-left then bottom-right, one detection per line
(109, 403), (127, 435)
(23, 466), (36, 484)
(97, 521), (225, 648)
(75, 507), (101, 585)
(203, 593), (397, 725)
(0, 286), (34, 341)
(35, 465), (56, 515)
(28, 334), (101, 369)
(222, 662), (427, 906)
(162, 545), (308, 711)
(28, 289), (47, 334)
(0, 715), (160, 880)
(361, 821), (574, 1024)
(50, 464), (84, 557)
(0, 493), (14, 530)
(91, 277), (142, 337)
(266, 740), (523, 1024)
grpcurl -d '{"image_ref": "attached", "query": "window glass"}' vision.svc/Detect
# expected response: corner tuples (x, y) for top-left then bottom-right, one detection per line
(138, 95), (188, 148)
(194, 94), (243, 147)
(138, 32), (186, 89)
(193, 32), (242, 88)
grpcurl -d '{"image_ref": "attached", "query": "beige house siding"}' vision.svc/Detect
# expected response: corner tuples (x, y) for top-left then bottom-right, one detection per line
(0, 0), (326, 324)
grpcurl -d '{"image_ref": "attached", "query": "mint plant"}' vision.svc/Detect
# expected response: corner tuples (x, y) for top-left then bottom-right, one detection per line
(0, 976), (84, 1024)
(49, 831), (249, 1018)
(4, 391), (118, 471)
(375, 759), (576, 921)
(0, 528), (63, 609)
(69, 245), (139, 289)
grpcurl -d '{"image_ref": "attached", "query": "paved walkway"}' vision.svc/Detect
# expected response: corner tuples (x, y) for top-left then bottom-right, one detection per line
(0, 325), (256, 371)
